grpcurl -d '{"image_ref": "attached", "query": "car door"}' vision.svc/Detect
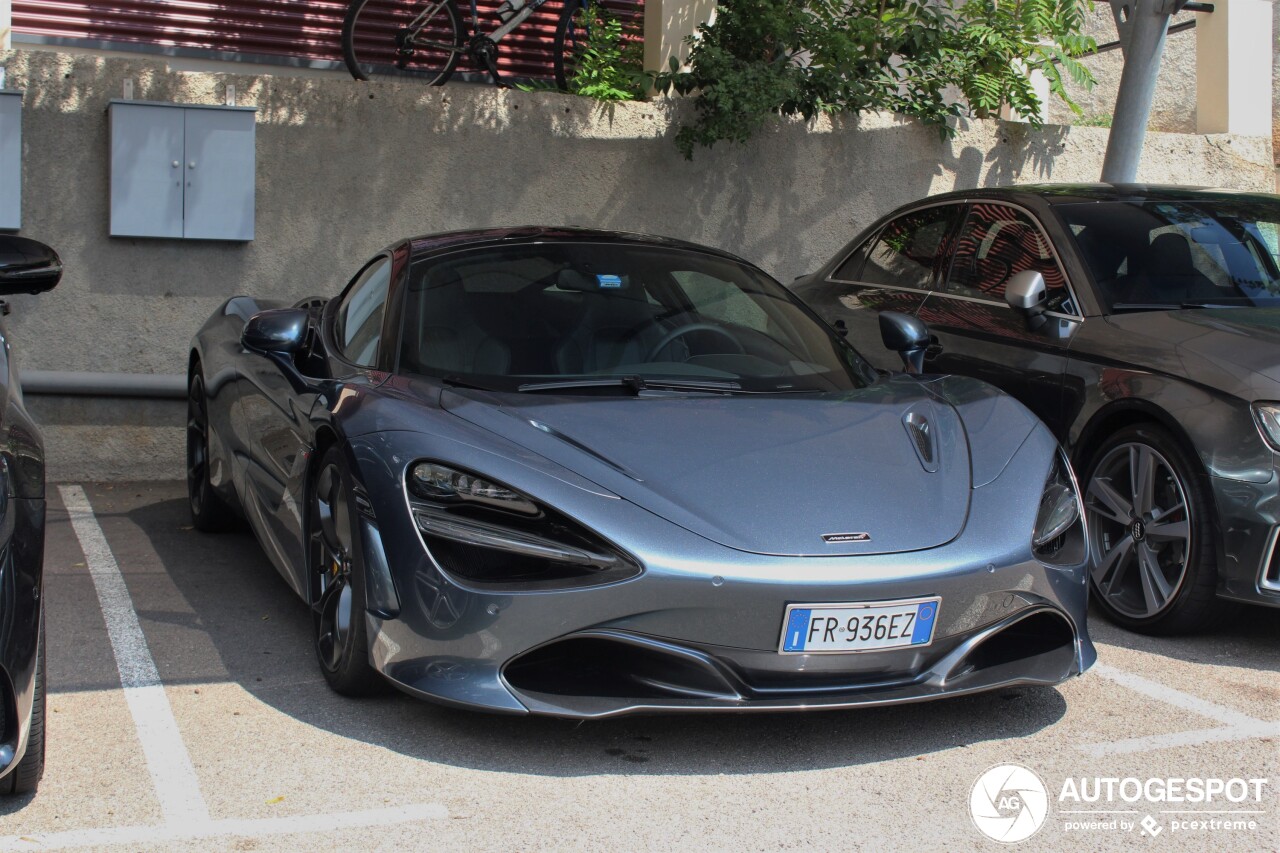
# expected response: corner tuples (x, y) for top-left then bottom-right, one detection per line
(916, 201), (1082, 437)
(241, 254), (393, 586)
(800, 203), (964, 370)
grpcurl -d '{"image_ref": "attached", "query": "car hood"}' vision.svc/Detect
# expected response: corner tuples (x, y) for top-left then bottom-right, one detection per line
(441, 378), (1023, 557)
(1104, 309), (1280, 398)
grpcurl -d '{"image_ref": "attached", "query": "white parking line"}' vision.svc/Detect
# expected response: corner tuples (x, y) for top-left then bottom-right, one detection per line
(59, 485), (209, 824)
(0, 803), (449, 851)
(44, 486), (449, 849)
(1079, 723), (1280, 757)
(1091, 663), (1264, 727)
(1080, 662), (1280, 757)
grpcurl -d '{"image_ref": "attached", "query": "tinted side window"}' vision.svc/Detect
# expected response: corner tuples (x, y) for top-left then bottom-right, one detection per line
(1058, 200), (1280, 310)
(945, 203), (1070, 311)
(830, 237), (872, 281)
(858, 206), (958, 289)
(336, 256), (392, 366)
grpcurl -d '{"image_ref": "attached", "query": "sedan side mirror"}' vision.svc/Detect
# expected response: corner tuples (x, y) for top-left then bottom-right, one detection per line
(0, 236), (62, 296)
(1006, 270), (1047, 313)
(243, 308), (309, 354)
(1005, 270), (1050, 332)
(879, 311), (929, 374)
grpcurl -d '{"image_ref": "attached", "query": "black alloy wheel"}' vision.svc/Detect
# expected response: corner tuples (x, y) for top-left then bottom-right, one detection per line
(1083, 424), (1228, 634)
(186, 365), (236, 531)
(309, 448), (384, 695)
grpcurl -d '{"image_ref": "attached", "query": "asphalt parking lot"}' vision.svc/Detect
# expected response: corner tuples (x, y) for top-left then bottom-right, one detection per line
(0, 482), (1275, 852)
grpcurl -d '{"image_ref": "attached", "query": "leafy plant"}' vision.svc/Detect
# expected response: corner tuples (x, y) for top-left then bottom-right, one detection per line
(651, 0), (1097, 159)
(566, 3), (647, 102)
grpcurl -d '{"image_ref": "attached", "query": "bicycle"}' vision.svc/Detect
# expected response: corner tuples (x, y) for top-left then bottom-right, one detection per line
(342, 0), (604, 90)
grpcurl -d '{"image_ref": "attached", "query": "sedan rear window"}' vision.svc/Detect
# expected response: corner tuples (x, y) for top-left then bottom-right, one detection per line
(854, 205), (958, 289)
(1057, 199), (1280, 312)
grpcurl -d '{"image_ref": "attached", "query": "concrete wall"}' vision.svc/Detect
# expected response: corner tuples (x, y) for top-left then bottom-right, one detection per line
(0, 48), (1273, 481)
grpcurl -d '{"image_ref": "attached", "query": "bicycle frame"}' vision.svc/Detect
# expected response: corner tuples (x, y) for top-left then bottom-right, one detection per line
(469, 0), (561, 43)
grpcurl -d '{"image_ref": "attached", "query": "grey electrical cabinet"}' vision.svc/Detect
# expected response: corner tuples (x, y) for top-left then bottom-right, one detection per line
(0, 91), (22, 231)
(109, 100), (256, 241)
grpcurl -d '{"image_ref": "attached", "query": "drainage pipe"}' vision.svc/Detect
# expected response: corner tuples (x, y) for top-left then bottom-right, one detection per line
(19, 370), (187, 399)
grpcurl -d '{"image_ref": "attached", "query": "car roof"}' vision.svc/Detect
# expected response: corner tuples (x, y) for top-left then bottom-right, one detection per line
(404, 226), (756, 267)
(921, 183), (1280, 207)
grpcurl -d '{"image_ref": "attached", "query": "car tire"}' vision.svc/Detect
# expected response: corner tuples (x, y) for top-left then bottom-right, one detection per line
(5, 603), (45, 795)
(1082, 423), (1230, 635)
(308, 447), (385, 696)
(186, 364), (238, 532)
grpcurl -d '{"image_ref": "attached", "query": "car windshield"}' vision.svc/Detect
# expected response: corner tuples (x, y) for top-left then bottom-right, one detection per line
(1056, 198), (1280, 312)
(397, 242), (876, 393)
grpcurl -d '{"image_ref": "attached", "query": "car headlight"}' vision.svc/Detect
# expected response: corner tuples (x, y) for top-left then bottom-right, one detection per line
(1033, 450), (1086, 565)
(1251, 403), (1280, 452)
(410, 462), (539, 515)
(407, 461), (641, 590)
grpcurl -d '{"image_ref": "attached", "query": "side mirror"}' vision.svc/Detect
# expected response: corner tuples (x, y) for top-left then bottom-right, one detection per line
(879, 311), (929, 374)
(1005, 270), (1047, 313)
(1005, 269), (1052, 333)
(0, 236), (62, 296)
(243, 308), (308, 354)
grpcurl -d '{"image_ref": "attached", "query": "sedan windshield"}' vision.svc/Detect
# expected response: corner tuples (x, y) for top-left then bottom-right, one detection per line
(1057, 198), (1280, 312)
(397, 242), (876, 393)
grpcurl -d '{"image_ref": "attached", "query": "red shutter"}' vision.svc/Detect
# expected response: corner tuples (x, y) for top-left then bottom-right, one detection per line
(13, 1), (644, 79)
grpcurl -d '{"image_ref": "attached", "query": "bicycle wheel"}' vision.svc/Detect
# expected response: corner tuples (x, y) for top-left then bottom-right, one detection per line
(343, 0), (464, 83)
(552, 0), (592, 92)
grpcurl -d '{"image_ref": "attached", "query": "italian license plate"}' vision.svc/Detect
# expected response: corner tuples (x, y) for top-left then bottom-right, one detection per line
(778, 597), (940, 654)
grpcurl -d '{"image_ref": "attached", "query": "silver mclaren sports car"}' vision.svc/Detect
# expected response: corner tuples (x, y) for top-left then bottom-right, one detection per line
(187, 227), (1096, 717)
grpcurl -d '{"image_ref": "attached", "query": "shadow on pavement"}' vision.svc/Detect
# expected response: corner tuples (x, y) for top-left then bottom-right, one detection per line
(1086, 600), (1279, 675)
(51, 485), (1079, 779)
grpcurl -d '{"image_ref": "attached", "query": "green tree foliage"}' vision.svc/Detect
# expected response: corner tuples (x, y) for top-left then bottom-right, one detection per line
(651, 0), (1096, 159)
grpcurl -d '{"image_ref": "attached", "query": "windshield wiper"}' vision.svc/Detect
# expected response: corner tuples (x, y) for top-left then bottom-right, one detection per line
(516, 376), (742, 394)
(442, 375), (500, 392)
(1111, 302), (1244, 311)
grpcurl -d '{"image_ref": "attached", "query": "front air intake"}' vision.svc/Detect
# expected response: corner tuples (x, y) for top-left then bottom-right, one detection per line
(1263, 528), (1280, 592)
(949, 611), (1077, 686)
(504, 636), (741, 701)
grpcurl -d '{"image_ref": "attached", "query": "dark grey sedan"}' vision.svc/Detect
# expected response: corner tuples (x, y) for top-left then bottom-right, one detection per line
(795, 184), (1280, 634)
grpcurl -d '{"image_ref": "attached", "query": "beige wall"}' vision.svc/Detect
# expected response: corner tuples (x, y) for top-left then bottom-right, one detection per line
(643, 0), (718, 72)
(0, 48), (1273, 479)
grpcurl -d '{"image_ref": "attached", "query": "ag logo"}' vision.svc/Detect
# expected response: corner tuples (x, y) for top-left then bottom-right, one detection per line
(969, 764), (1049, 843)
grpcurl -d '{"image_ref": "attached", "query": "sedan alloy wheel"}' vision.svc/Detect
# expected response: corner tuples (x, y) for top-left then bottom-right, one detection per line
(1081, 422), (1228, 633)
